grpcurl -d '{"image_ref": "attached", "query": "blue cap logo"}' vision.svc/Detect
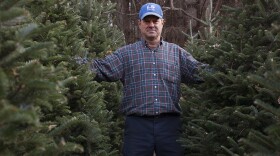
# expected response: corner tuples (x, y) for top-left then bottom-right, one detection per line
(147, 4), (156, 11)
(139, 3), (163, 20)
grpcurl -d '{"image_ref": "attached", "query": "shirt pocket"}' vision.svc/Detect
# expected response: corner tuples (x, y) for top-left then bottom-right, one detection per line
(125, 59), (143, 85)
(163, 63), (179, 83)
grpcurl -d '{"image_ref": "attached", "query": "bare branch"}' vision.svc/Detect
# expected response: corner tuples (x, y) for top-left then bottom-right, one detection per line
(162, 6), (208, 26)
(170, 0), (174, 9)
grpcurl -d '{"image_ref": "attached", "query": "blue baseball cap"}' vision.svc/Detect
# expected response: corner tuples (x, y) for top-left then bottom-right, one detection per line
(139, 3), (163, 20)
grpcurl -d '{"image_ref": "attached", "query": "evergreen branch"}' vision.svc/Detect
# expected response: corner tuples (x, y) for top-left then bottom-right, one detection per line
(226, 136), (239, 149)
(254, 99), (280, 117)
(49, 115), (101, 143)
(241, 129), (276, 152)
(221, 145), (239, 156)
(0, 42), (52, 66)
(0, 68), (9, 98)
(16, 23), (38, 40)
(0, 8), (27, 24)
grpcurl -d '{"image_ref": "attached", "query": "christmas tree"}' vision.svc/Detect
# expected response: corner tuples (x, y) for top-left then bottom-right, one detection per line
(0, 0), (76, 155)
(180, 0), (280, 155)
(1, 0), (124, 155)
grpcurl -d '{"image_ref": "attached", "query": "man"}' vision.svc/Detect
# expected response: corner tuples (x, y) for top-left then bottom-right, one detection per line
(77, 2), (207, 156)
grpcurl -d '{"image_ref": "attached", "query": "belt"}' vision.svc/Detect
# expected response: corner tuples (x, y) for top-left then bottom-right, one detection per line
(127, 113), (180, 118)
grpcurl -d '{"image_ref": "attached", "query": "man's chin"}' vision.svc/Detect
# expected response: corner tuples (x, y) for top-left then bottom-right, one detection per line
(146, 36), (157, 41)
(145, 35), (158, 40)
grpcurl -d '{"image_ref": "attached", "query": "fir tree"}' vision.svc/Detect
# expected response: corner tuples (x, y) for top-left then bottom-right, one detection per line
(0, 0), (77, 155)
(26, 0), (124, 155)
(74, 0), (125, 153)
(1, 0), (125, 155)
(180, 0), (280, 155)
(239, 1), (280, 154)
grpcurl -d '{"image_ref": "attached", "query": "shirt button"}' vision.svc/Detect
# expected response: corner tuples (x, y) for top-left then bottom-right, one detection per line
(153, 62), (155, 65)
(154, 86), (157, 88)
(155, 99), (158, 102)
(156, 112), (159, 114)
(153, 74), (156, 76)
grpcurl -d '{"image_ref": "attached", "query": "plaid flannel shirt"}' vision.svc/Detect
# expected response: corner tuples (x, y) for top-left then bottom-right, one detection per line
(83, 39), (205, 116)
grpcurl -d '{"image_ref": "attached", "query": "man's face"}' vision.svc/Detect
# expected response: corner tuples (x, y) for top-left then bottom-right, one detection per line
(138, 15), (164, 41)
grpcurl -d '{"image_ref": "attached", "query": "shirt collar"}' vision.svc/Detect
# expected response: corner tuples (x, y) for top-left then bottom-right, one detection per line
(140, 37), (163, 48)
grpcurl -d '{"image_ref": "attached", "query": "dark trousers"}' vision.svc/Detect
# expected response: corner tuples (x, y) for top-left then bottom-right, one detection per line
(122, 114), (184, 156)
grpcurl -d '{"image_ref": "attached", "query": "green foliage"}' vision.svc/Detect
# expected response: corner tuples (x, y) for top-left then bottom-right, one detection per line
(181, 0), (280, 155)
(241, 48), (280, 154)
(0, 0), (71, 155)
(1, 0), (124, 155)
(75, 0), (124, 55)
